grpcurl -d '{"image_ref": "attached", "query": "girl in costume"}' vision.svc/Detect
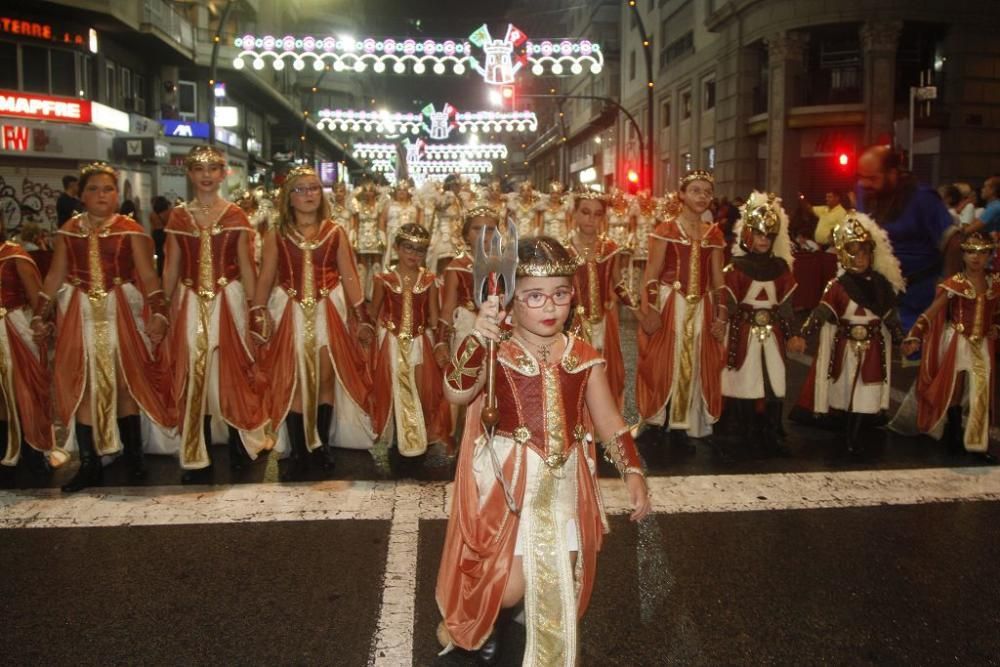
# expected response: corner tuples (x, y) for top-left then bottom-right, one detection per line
(161, 145), (268, 484)
(629, 188), (661, 296)
(0, 221), (55, 477)
(604, 187), (634, 252)
(33, 162), (173, 492)
(351, 177), (386, 300)
(251, 166), (375, 480)
(540, 181), (571, 243)
(636, 170), (727, 447)
(507, 181), (541, 239)
(566, 190), (635, 410)
(900, 232), (999, 463)
(717, 192), (799, 456)
(328, 182), (353, 229)
(369, 223), (451, 457)
(427, 175), (466, 274)
(789, 211), (906, 456)
(436, 236), (651, 665)
(380, 177), (422, 270)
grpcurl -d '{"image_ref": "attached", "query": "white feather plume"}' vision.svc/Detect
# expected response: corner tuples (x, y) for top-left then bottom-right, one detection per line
(731, 190), (795, 268)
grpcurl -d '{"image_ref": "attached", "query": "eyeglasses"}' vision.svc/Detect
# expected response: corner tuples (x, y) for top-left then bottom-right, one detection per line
(515, 287), (575, 309)
(291, 185), (322, 195)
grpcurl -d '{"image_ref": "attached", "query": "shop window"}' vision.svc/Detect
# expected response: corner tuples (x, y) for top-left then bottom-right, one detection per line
(105, 62), (116, 105)
(22, 45), (49, 93)
(178, 80), (197, 119)
(50, 49), (76, 96)
(0, 42), (17, 90)
(703, 79), (716, 111)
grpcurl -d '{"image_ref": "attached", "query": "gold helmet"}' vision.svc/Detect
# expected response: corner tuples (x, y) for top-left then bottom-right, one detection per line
(831, 210), (875, 271)
(395, 222), (431, 249)
(738, 192), (781, 253)
(960, 231), (995, 253)
(516, 236), (579, 277)
(184, 145), (226, 169)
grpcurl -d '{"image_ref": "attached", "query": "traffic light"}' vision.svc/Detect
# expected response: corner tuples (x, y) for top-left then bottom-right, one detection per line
(500, 85), (516, 108)
(835, 150), (852, 172)
(626, 167), (640, 194)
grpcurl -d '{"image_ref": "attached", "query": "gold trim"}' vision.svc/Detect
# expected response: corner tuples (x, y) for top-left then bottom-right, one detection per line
(181, 296), (211, 467)
(0, 324), (22, 465)
(300, 247), (320, 449)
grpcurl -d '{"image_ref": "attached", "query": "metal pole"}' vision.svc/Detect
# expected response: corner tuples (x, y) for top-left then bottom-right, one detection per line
(908, 86), (915, 171)
(208, 0), (236, 146)
(628, 2), (655, 190)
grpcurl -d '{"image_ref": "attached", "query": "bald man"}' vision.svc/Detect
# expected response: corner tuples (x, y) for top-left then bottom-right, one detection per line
(855, 145), (959, 329)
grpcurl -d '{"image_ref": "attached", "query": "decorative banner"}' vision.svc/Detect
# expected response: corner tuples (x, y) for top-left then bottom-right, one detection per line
(351, 142), (398, 160)
(408, 160), (494, 175)
(410, 141), (508, 160)
(232, 27), (603, 85)
(318, 105), (537, 140)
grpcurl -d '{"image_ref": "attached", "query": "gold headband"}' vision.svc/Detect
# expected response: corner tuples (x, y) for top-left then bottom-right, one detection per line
(80, 161), (118, 181)
(960, 232), (996, 252)
(185, 145), (226, 168)
(287, 165), (318, 180)
(516, 238), (579, 277)
(574, 189), (606, 203)
(396, 224), (431, 248)
(679, 169), (714, 189)
(548, 181), (564, 194)
(464, 205), (501, 221)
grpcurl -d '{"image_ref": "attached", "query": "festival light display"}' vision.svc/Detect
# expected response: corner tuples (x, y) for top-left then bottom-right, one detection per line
(407, 160), (494, 175)
(351, 142), (398, 160)
(232, 24), (603, 86)
(406, 140), (508, 161)
(316, 109), (422, 135)
(318, 105), (537, 140)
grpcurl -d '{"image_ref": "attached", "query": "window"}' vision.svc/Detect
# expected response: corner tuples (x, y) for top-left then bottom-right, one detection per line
(681, 90), (691, 119)
(0, 42), (17, 90)
(703, 146), (716, 170)
(134, 73), (145, 114)
(661, 99), (671, 128)
(662, 159), (671, 188)
(120, 66), (131, 107)
(105, 62), (116, 105)
(178, 80), (197, 119)
(22, 45), (48, 93)
(682, 152), (693, 174)
(703, 79), (716, 111)
(629, 50), (636, 81)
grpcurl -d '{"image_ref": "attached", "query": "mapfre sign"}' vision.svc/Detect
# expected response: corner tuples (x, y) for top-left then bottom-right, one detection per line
(0, 90), (91, 124)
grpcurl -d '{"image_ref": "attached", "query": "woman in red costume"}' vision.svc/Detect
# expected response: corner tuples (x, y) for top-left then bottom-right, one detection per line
(161, 145), (267, 483)
(369, 223), (451, 458)
(33, 162), (172, 492)
(436, 236), (651, 665)
(251, 166), (375, 480)
(636, 170), (726, 448)
(901, 232), (1000, 463)
(0, 221), (55, 476)
(566, 190), (635, 410)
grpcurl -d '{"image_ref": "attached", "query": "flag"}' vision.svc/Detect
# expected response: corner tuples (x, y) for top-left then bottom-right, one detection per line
(468, 24), (491, 47)
(422, 103), (436, 117)
(505, 24), (527, 46)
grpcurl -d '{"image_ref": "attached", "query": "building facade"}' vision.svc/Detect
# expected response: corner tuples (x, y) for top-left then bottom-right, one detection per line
(620, 0), (1000, 201)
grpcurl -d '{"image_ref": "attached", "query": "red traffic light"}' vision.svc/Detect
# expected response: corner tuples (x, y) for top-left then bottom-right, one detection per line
(501, 85), (515, 100)
(627, 169), (639, 184)
(838, 153), (849, 167)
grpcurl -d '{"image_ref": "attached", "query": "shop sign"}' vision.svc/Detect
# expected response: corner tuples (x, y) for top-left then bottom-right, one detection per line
(0, 90), (91, 123)
(162, 119), (210, 139)
(0, 15), (92, 50)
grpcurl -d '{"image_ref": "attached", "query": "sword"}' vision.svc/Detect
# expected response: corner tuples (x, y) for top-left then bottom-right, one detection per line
(473, 217), (519, 513)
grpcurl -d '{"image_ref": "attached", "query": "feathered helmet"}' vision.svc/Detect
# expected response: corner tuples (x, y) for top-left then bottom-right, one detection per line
(658, 191), (682, 219)
(393, 177), (414, 197)
(548, 180), (565, 195)
(960, 231), (995, 253)
(395, 222), (431, 249)
(464, 188), (503, 222)
(831, 210), (905, 293)
(184, 145), (226, 169)
(518, 180), (535, 195)
(516, 236), (579, 277)
(733, 191), (794, 267)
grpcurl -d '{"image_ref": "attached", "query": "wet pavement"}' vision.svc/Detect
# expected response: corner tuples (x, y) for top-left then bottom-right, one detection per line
(3, 312), (999, 665)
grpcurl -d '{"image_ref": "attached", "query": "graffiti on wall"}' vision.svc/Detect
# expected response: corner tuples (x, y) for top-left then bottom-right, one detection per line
(0, 175), (60, 234)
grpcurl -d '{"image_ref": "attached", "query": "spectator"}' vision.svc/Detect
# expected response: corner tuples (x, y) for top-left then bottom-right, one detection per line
(938, 184), (963, 227)
(812, 190), (847, 246)
(56, 175), (82, 224)
(119, 199), (137, 218)
(856, 144), (959, 329)
(18, 222), (53, 277)
(789, 195), (821, 251)
(954, 182), (977, 226)
(150, 195), (171, 275)
(965, 175), (1000, 238)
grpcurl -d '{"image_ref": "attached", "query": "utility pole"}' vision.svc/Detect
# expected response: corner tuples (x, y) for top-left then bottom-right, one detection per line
(627, 1), (655, 189)
(208, 0), (236, 146)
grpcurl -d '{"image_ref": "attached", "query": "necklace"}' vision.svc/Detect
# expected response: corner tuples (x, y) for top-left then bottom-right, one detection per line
(83, 213), (111, 234)
(516, 334), (558, 363)
(193, 198), (219, 216)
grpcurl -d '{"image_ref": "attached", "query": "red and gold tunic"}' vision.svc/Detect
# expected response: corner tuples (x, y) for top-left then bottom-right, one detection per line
(259, 221), (372, 448)
(54, 214), (175, 456)
(915, 273), (1000, 448)
(437, 335), (641, 658)
(568, 235), (625, 408)
(370, 269), (450, 454)
(444, 253), (475, 311)
(164, 203), (264, 468)
(636, 218), (726, 433)
(0, 242), (52, 461)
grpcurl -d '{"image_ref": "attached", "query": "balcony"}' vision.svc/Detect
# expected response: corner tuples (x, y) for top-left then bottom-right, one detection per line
(141, 0), (195, 56)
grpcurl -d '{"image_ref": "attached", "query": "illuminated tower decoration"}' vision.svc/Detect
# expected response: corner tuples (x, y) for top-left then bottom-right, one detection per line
(231, 27), (603, 85)
(317, 105), (538, 140)
(422, 103), (456, 140)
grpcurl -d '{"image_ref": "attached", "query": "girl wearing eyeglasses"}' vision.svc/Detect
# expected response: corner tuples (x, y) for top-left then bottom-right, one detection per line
(369, 223), (452, 461)
(250, 166), (376, 480)
(436, 235), (651, 665)
(160, 145), (269, 484)
(32, 162), (173, 492)
(566, 191), (636, 411)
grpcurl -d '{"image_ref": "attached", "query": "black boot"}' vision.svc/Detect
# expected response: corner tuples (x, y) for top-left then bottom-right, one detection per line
(476, 603), (521, 665)
(181, 417), (215, 484)
(0, 424), (11, 482)
(845, 412), (865, 458)
(944, 406), (964, 454)
(227, 426), (251, 472)
(62, 424), (103, 493)
(281, 412), (309, 482)
(118, 415), (145, 481)
(669, 428), (695, 453)
(764, 400), (790, 457)
(314, 404), (336, 471)
(21, 441), (50, 476)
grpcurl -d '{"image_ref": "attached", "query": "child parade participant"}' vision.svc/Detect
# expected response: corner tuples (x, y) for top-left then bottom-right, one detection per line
(567, 190), (634, 410)
(34, 162), (173, 492)
(251, 166), (375, 480)
(637, 170), (727, 446)
(427, 175), (466, 274)
(351, 177), (385, 299)
(161, 145), (268, 484)
(380, 177), (421, 270)
(540, 181), (571, 243)
(718, 192), (799, 455)
(901, 232), (999, 463)
(507, 180), (542, 239)
(436, 236), (651, 665)
(790, 211), (906, 455)
(0, 232), (55, 476)
(369, 224), (451, 457)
